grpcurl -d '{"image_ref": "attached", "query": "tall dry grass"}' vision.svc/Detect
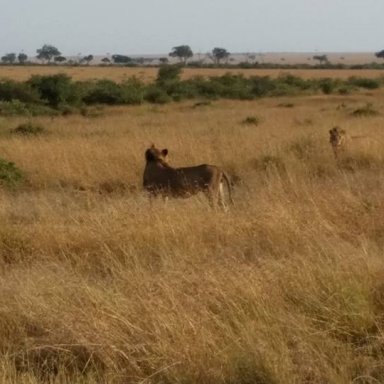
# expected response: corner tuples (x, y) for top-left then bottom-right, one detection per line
(1, 87), (384, 383)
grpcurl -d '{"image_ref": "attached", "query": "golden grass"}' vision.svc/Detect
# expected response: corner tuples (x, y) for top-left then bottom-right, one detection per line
(1, 81), (384, 382)
(1, 65), (384, 83)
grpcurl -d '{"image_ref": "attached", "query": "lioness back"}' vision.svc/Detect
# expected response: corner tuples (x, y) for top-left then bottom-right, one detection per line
(143, 145), (233, 208)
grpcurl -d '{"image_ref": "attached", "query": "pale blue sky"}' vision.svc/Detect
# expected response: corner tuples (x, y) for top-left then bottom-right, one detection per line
(0, 0), (382, 57)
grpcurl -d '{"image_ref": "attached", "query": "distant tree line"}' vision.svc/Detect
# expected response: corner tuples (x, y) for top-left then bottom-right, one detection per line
(2, 44), (384, 69)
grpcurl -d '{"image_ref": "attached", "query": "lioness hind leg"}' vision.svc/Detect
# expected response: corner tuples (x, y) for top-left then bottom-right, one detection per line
(204, 187), (218, 209)
(218, 182), (228, 212)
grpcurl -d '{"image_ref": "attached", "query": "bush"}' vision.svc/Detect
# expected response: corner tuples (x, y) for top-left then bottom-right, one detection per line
(28, 74), (79, 107)
(12, 122), (46, 136)
(120, 78), (145, 105)
(82, 80), (124, 105)
(82, 79), (144, 105)
(250, 76), (276, 97)
(0, 80), (40, 103)
(347, 77), (380, 90)
(0, 158), (23, 187)
(318, 78), (337, 94)
(0, 100), (31, 116)
(144, 87), (172, 104)
(277, 74), (311, 90)
(156, 65), (182, 84)
(0, 101), (59, 117)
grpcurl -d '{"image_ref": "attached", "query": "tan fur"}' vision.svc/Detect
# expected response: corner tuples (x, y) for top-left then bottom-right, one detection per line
(329, 126), (347, 158)
(143, 145), (233, 209)
(329, 126), (371, 159)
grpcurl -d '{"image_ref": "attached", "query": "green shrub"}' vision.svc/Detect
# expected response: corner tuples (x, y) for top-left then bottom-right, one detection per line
(347, 77), (380, 89)
(82, 79), (144, 105)
(338, 86), (353, 95)
(12, 122), (46, 136)
(156, 65), (182, 84)
(0, 101), (59, 117)
(120, 78), (145, 104)
(277, 74), (312, 90)
(28, 74), (79, 107)
(0, 100), (31, 116)
(144, 87), (172, 104)
(0, 80), (40, 103)
(318, 78), (336, 94)
(0, 158), (23, 187)
(82, 79), (124, 105)
(250, 76), (276, 97)
(188, 76), (223, 99)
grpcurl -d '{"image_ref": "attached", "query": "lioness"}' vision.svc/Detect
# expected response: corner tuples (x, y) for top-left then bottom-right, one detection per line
(143, 145), (233, 209)
(329, 126), (372, 159)
(329, 126), (347, 158)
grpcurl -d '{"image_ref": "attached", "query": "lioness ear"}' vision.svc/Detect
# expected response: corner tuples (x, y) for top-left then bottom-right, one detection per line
(329, 129), (333, 134)
(162, 149), (168, 156)
(340, 129), (346, 134)
(150, 143), (155, 148)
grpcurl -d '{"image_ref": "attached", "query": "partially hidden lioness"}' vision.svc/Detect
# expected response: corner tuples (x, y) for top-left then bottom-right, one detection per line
(329, 126), (372, 159)
(143, 145), (233, 209)
(329, 126), (347, 158)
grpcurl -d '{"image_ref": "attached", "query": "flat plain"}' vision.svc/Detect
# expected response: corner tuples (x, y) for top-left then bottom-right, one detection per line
(1, 65), (384, 82)
(1, 67), (384, 383)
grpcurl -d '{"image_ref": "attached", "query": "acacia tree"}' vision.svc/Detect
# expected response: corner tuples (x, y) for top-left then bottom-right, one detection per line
(1, 53), (16, 64)
(18, 53), (28, 64)
(36, 44), (61, 63)
(169, 45), (193, 64)
(313, 54), (328, 65)
(375, 50), (384, 60)
(112, 54), (132, 64)
(211, 47), (230, 65)
(82, 54), (94, 65)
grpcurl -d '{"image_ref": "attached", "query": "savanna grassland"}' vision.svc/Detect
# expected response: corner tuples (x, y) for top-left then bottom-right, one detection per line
(1, 65), (384, 82)
(2, 67), (384, 383)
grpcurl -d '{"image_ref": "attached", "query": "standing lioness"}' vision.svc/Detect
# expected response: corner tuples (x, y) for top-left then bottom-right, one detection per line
(143, 145), (233, 209)
(329, 126), (373, 159)
(329, 126), (347, 158)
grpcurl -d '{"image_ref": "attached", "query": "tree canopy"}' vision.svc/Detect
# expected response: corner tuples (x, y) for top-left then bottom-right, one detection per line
(169, 45), (193, 64)
(112, 54), (132, 64)
(212, 47), (230, 65)
(17, 53), (28, 64)
(1, 53), (16, 64)
(81, 55), (94, 65)
(36, 44), (61, 63)
(313, 55), (328, 65)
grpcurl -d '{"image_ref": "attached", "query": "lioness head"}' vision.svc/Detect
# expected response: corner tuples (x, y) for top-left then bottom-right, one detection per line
(329, 126), (346, 146)
(145, 144), (169, 163)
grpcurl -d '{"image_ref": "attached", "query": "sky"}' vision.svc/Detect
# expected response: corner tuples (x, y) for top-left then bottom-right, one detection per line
(0, 0), (383, 57)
